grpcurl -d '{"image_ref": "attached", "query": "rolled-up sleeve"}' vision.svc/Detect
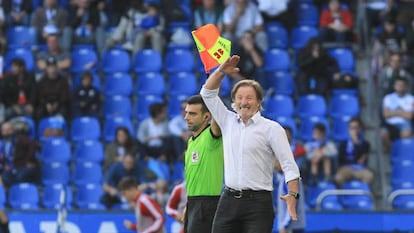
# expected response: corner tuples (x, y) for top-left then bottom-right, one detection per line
(200, 86), (232, 129)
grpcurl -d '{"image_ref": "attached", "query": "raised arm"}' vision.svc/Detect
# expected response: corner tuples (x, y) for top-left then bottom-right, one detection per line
(204, 55), (241, 90)
(210, 118), (221, 137)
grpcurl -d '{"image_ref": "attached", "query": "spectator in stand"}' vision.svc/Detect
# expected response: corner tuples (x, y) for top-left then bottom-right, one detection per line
(2, 58), (36, 120)
(165, 181), (186, 233)
(364, 0), (398, 30)
(284, 127), (306, 171)
(106, 0), (130, 27)
(119, 176), (166, 233)
(104, 126), (139, 173)
(381, 77), (414, 151)
(334, 117), (373, 188)
(305, 123), (338, 186)
(67, 0), (106, 55)
(0, 122), (15, 175)
(36, 33), (72, 75)
(168, 100), (192, 160)
(0, 209), (9, 233)
(319, 0), (354, 44)
(31, 0), (71, 51)
(296, 37), (340, 97)
(256, 0), (295, 30)
(331, 72), (359, 90)
(106, 0), (164, 54)
(4, 0), (31, 26)
(1, 120), (40, 187)
(193, 0), (223, 31)
(72, 71), (101, 118)
(378, 53), (411, 96)
(222, 0), (268, 52)
(147, 179), (170, 210)
(35, 56), (70, 120)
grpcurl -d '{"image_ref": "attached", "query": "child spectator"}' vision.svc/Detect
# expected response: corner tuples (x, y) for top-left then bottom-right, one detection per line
(72, 71), (101, 118)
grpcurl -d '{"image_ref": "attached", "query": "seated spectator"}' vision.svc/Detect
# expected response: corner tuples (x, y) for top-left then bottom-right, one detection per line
(319, 0), (354, 44)
(106, 0), (130, 27)
(2, 58), (36, 120)
(256, 0), (295, 30)
(364, 0), (398, 31)
(4, 0), (31, 26)
(222, 0), (268, 52)
(36, 33), (72, 75)
(331, 72), (359, 90)
(193, 0), (223, 31)
(334, 117), (373, 188)
(101, 154), (150, 209)
(35, 56), (70, 120)
(0, 209), (9, 233)
(284, 126), (306, 170)
(140, 178), (169, 210)
(1, 120), (40, 187)
(31, 0), (71, 51)
(106, 0), (164, 54)
(305, 123), (338, 185)
(168, 100), (192, 160)
(72, 71), (101, 118)
(296, 37), (340, 96)
(104, 127), (139, 173)
(381, 77), (414, 151)
(377, 52), (411, 96)
(0, 122), (15, 173)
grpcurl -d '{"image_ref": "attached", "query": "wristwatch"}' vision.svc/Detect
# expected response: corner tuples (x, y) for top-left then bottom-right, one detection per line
(288, 191), (300, 200)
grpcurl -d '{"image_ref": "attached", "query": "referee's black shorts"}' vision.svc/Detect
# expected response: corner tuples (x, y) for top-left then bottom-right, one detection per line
(184, 195), (220, 233)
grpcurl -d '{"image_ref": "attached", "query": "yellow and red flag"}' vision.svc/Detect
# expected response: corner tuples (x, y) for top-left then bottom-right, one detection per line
(192, 24), (231, 73)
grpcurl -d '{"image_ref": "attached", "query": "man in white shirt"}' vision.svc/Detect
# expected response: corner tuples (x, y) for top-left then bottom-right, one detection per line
(200, 55), (300, 233)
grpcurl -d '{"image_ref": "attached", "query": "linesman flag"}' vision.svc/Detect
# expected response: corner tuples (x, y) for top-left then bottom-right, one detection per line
(192, 24), (231, 73)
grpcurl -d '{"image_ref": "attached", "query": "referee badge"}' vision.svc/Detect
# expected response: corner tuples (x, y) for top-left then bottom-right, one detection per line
(191, 151), (199, 163)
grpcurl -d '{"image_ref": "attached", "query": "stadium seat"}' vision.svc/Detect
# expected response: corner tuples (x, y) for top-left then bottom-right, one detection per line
(332, 88), (358, 97)
(133, 49), (163, 74)
(391, 193), (414, 210)
(75, 183), (106, 210)
(273, 116), (298, 137)
(200, 73), (231, 97)
(168, 94), (190, 118)
(164, 48), (195, 74)
(70, 47), (98, 73)
(168, 72), (198, 96)
(10, 116), (36, 138)
(299, 116), (329, 142)
(74, 140), (104, 164)
(41, 161), (70, 186)
(101, 48), (131, 74)
(329, 47), (355, 73)
(263, 94), (295, 119)
(72, 162), (103, 186)
(266, 71), (295, 96)
(9, 183), (39, 210)
(72, 72), (101, 90)
(135, 94), (164, 121)
(40, 138), (71, 163)
(70, 116), (101, 142)
(6, 26), (37, 49)
(103, 72), (133, 96)
(306, 181), (343, 210)
(331, 115), (351, 141)
(296, 94), (327, 118)
(340, 180), (374, 210)
(42, 184), (72, 210)
(0, 185), (6, 209)
(5, 47), (35, 72)
(329, 94), (360, 118)
(290, 25), (319, 50)
(103, 116), (135, 142)
(103, 95), (132, 118)
(265, 22), (288, 49)
(391, 158), (414, 189)
(263, 49), (290, 72)
(37, 115), (68, 141)
(390, 138), (414, 164)
(135, 72), (166, 96)
(296, 3), (319, 26)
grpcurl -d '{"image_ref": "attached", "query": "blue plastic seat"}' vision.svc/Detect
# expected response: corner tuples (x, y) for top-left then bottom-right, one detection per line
(10, 116), (36, 138)
(296, 3), (319, 26)
(265, 22), (288, 49)
(41, 161), (70, 185)
(6, 26), (37, 49)
(135, 95), (164, 121)
(37, 116), (68, 141)
(329, 47), (355, 73)
(329, 94), (360, 118)
(263, 94), (295, 119)
(103, 72), (133, 96)
(75, 183), (106, 210)
(41, 138), (71, 163)
(101, 48), (131, 74)
(135, 72), (166, 96)
(290, 26), (319, 50)
(168, 72), (198, 96)
(133, 49), (163, 74)
(72, 162), (103, 186)
(70, 47), (98, 73)
(0, 185), (6, 209)
(263, 49), (290, 72)
(297, 94), (327, 118)
(391, 158), (414, 189)
(104, 95), (132, 118)
(306, 181), (343, 210)
(164, 48), (194, 74)
(299, 116), (329, 142)
(9, 183), (39, 210)
(103, 116), (135, 142)
(391, 192), (414, 210)
(331, 115), (351, 141)
(168, 94), (190, 118)
(74, 140), (104, 163)
(390, 138), (414, 164)
(42, 184), (72, 210)
(266, 71), (295, 96)
(70, 116), (101, 142)
(5, 47), (35, 72)
(273, 116), (298, 137)
(340, 180), (374, 210)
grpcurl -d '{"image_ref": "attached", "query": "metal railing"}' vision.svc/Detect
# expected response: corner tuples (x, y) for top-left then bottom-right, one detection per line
(316, 189), (374, 210)
(387, 189), (414, 210)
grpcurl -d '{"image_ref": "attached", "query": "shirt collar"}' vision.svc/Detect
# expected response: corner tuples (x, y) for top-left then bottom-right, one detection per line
(236, 111), (262, 124)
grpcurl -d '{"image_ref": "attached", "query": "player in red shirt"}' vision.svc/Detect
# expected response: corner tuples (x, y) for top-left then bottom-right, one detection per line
(165, 182), (187, 233)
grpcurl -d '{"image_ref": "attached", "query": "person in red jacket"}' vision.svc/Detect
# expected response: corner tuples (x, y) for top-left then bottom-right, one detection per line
(119, 176), (166, 233)
(319, 0), (353, 43)
(165, 181), (187, 233)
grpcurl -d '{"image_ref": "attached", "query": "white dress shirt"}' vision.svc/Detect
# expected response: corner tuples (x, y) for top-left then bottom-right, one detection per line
(200, 87), (300, 191)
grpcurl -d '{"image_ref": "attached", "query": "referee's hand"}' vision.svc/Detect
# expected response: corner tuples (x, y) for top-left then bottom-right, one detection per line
(280, 194), (298, 221)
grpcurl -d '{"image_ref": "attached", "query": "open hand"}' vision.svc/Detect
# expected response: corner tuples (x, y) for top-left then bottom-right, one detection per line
(279, 194), (298, 221)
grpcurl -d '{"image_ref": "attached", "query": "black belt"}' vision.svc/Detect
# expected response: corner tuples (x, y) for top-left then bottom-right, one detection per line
(224, 186), (271, 199)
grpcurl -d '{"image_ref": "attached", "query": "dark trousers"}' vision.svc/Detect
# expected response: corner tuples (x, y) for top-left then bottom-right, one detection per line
(184, 196), (220, 233)
(212, 187), (274, 233)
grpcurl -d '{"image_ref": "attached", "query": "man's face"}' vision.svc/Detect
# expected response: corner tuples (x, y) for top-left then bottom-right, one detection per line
(121, 188), (136, 202)
(47, 35), (59, 51)
(394, 80), (408, 96)
(233, 86), (260, 121)
(184, 104), (209, 133)
(122, 156), (135, 171)
(1, 123), (13, 139)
